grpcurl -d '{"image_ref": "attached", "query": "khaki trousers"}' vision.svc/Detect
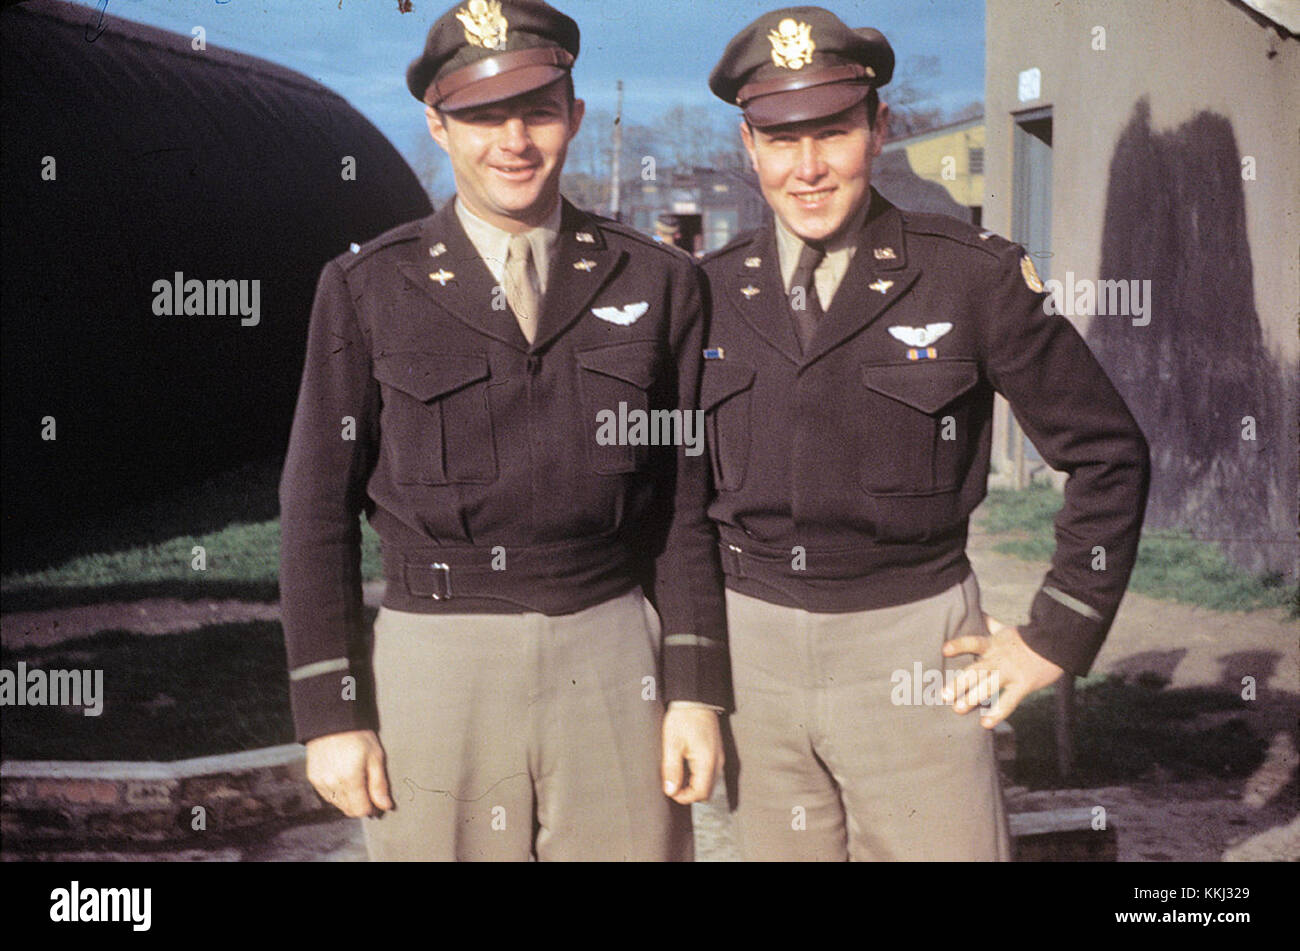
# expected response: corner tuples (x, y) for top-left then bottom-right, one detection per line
(726, 573), (1011, 861)
(363, 588), (692, 861)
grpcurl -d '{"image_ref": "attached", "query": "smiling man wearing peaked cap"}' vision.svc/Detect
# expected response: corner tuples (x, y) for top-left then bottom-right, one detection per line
(279, 0), (730, 861)
(699, 6), (1149, 860)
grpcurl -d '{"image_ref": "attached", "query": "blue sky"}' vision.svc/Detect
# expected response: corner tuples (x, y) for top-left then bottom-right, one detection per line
(69, 0), (985, 173)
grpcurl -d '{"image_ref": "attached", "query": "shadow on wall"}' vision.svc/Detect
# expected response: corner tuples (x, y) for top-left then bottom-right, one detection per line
(1086, 98), (1298, 579)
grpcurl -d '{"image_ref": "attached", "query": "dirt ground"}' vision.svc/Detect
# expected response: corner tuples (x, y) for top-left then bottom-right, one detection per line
(2, 527), (1296, 861)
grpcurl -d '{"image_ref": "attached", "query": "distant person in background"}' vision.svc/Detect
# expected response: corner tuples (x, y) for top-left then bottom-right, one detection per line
(698, 6), (1149, 860)
(654, 212), (688, 252)
(279, 0), (729, 861)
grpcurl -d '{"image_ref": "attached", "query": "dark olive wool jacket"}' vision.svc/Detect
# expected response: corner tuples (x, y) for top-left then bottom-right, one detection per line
(279, 198), (731, 742)
(698, 190), (1150, 676)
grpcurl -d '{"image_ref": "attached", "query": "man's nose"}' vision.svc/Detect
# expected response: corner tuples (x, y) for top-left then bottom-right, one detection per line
(794, 137), (826, 182)
(500, 117), (530, 153)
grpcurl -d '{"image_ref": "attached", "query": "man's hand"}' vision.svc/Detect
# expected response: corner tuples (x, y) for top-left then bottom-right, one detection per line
(941, 613), (1065, 728)
(305, 729), (394, 818)
(661, 705), (723, 805)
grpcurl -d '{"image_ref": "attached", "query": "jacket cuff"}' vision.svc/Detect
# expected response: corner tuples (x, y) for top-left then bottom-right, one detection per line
(662, 634), (734, 712)
(667, 700), (725, 713)
(289, 659), (378, 744)
(1019, 587), (1109, 677)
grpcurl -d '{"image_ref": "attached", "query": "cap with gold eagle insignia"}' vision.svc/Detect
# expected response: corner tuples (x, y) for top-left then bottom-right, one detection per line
(709, 6), (894, 127)
(407, 0), (579, 112)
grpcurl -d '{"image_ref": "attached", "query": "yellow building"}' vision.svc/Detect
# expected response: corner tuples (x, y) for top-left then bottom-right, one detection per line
(879, 117), (985, 224)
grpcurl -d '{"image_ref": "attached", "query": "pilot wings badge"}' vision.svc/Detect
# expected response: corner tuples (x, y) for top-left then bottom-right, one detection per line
(888, 323), (953, 360)
(768, 18), (815, 70)
(592, 302), (649, 326)
(457, 0), (508, 51)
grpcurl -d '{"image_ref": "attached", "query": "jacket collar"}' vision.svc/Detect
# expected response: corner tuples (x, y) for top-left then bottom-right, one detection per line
(396, 197), (624, 353)
(724, 188), (918, 368)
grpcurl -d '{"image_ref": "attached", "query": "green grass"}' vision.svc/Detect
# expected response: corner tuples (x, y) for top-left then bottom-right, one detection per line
(1007, 673), (1267, 788)
(978, 486), (1295, 613)
(1, 459), (383, 612)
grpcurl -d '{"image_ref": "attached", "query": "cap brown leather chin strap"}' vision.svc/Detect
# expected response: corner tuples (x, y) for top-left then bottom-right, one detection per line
(425, 46), (576, 107)
(736, 62), (874, 107)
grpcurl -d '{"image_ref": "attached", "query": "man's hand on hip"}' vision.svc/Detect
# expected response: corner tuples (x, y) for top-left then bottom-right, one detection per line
(941, 613), (1065, 729)
(305, 729), (394, 818)
(661, 705), (723, 805)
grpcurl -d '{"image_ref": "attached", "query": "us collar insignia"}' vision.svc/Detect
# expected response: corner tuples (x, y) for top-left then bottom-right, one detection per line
(576, 231), (595, 244)
(768, 18), (815, 70)
(744, 257), (762, 268)
(429, 242), (447, 257)
(868, 279), (894, 294)
(888, 323), (952, 360)
(428, 269), (455, 286)
(872, 247), (897, 260)
(574, 259), (597, 271)
(1020, 255), (1045, 293)
(741, 285), (760, 299)
(457, 0), (508, 51)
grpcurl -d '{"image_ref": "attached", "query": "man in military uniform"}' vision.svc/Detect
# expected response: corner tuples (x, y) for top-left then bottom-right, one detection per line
(279, 0), (729, 861)
(654, 213), (687, 252)
(700, 6), (1149, 860)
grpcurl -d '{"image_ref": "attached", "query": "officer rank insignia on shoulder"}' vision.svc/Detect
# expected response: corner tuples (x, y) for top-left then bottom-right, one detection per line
(1020, 254), (1045, 293)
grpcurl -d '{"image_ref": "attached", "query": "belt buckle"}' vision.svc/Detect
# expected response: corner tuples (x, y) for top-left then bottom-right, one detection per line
(406, 561), (453, 600)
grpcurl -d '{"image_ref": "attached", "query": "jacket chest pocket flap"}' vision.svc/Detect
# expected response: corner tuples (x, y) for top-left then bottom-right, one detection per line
(860, 359), (979, 495)
(576, 341), (659, 474)
(700, 362), (756, 492)
(373, 352), (496, 484)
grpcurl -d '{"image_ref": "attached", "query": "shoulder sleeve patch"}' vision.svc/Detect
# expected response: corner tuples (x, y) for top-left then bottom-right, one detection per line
(1020, 254), (1044, 293)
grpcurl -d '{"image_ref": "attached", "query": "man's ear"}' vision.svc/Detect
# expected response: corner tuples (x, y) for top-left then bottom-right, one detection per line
(426, 105), (451, 153)
(567, 97), (586, 142)
(871, 100), (890, 155)
(739, 119), (759, 174)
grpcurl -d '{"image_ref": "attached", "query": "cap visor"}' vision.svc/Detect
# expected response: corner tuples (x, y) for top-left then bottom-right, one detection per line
(745, 82), (871, 128)
(439, 65), (568, 112)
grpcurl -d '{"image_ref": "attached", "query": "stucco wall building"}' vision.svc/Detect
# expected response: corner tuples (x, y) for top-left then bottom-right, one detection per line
(984, 0), (1298, 579)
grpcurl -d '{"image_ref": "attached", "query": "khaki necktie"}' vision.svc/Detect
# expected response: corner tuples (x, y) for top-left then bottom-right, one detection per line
(505, 233), (541, 344)
(789, 240), (825, 352)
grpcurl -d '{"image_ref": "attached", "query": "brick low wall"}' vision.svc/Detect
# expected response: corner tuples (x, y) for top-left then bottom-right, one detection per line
(1, 744), (331, 851)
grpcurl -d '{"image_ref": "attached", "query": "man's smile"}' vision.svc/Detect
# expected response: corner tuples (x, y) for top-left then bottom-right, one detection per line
(790, 186), (836, 207)
(491, 161), (541, 181)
